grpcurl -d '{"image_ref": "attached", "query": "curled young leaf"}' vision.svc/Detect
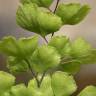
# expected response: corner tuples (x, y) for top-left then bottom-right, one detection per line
(56, 3), (90, 25)
(20, 0), (53, 8)
(16, 3), (62, 37)
(28, 75), (54, 96)
(78, 86), (96, 96)
(0, 71), (15, 95)
(31, 45), (61, 72)
(51, 71), (77, 96)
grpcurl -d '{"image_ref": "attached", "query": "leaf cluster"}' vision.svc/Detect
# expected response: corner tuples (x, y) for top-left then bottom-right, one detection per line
(0, 0), (96, 96)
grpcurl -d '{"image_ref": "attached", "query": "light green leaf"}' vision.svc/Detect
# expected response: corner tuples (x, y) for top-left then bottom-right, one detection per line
(28, 75), (54, 96)
(69, 5), (90, 25)
(0, 36), (38, 74)
(0, 36), (38, 58)
(20, 0), (53, 7)
(3, 92), (11, 96)
(78, 86), (96, 96)
(16, 3), (62, 36)
(48, 36), (71, 57)
(7, 56), (28, 74)
(37, 10), (63, 36)
(73, 49), (96, 65)
(18, 35), (38, 58)
(11, 84), (29, 96)
(31, 45), (60, 72)
(51, 71), (77, 96)
(0, 71), (15, 95)
(56, 3), (90, 25)
(0, 36), (19, 56)
(59, 61), (81, 74)
(71, 38), (92, 57)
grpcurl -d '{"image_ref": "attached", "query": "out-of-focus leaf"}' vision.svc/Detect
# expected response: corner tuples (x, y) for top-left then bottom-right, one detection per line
(59, 60), (81, 74)
(20, 0), (53, 7)
(0, 36), (38, 74)
(51, 71), (77, 96)
(56, 3), (90, 25)
(0, 36), (38, 58)
(28, 75), (54, 96)
(31, 45), (60, 72)
(71, 38), (92, 57)
(0, 71), (15, 95)
(0, 36), (19, 56)
(69, 5), (90, 25)
(10, 84), (29, 96)
(48, 36), (71, 57)
(18, 36), (38, 58)
(7, 56), (28, 74)
(78, 86), (96, 96)
(16, 3), (62, 37)
(3, 92), (11, 96)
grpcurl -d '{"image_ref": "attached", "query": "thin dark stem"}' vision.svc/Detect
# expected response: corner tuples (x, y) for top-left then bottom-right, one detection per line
(51, 0), (60, 37)
(24, 59), (40, 88)
(54, 0), (60, 13)
(44, 37), (48, 44)
(39, 71), (47, 86)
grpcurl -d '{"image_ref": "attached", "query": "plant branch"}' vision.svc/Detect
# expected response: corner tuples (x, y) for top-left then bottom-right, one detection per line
(51, 0), (60, 37)
(39, 71), (47, 86)
(54, 0), (60, 13)
(24, 59), (40, 88)
(43, 36), (48, 44)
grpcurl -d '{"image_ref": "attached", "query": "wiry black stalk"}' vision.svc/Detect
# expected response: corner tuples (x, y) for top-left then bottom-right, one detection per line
(39, 71), (47, 86)
(54, 0), (60, 13)
(24, 59), (40, 88)
(51, 0), (60, 37)
(44, 36), (48, 44)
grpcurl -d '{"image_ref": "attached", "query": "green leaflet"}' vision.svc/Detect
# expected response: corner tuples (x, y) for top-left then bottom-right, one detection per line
(28, 75), (54, 96)
(71, 38), (92, 57)
(48, 36), (81, 74)
(0, 36), (38, 58)
(60, 38), (96, 74)
(0, 36), (19, 56)
(0, 36), (38, 74)
(10, 84), (29, 96)
(0, 71), (15, 95)
(3, 92), (11, 96)
(31, 45), (60, 72)
(69, 5), (91, 25)
(78, 49), (96, 64)
(51, 71), (77, 96)
(78, 86), (96, 96)
(16, 3), (62, 37)
(28, 71), (77, 96)
(56, 3), (90, 25)
(20, 0), (53, 7)
(48, 36), (71, 57)
(18, 36), (38, 58)
(59, 61), (81, 74)
(49, 36), (96, 74)
(7, 56), (28, 74)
